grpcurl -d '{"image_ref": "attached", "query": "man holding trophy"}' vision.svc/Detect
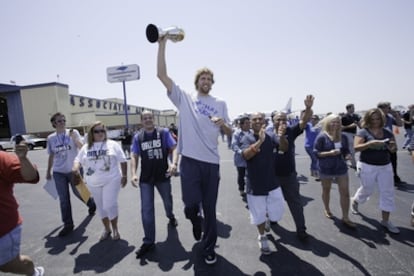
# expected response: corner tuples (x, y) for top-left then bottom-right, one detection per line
(148, 24), (232, 265)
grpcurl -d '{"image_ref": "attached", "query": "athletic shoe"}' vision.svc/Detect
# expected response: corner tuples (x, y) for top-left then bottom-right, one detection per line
(192, 217), (202, 241)
(351, 199), (359, 214)
(394, 175), (402, 184)
(88, 203), (96, 216)
(33, 266), (44, 276)
(169, 217), (178, 227)
(204, 252), (217, 265)
(297, 230), (309, 242)
(58, 225), (74, 237)
(264, 219), (271, 232)
(258, 235), (271, 255)
(135, 243), (155, 258)
(381, 220), (400, 234)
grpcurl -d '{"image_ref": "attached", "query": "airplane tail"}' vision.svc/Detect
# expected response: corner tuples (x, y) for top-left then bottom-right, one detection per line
(282, 97), (292, 114)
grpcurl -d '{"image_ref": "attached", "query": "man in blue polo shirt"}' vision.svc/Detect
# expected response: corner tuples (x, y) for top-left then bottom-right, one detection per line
(242, 112), (286, 255)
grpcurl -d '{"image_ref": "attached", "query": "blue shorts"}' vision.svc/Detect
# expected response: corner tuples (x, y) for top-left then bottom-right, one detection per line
(0, 225), (21, 266)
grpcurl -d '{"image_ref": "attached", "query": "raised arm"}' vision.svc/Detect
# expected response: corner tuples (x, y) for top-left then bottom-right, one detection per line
(299, 95), (314, 130)
(157, 37), (173, 93)
(15, 143), (39, 183)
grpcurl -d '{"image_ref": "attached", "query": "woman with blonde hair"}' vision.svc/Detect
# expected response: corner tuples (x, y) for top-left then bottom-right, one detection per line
(314, 114), (356, 228)
(351, 108), (399, 234)
(72, 121), (128, 241)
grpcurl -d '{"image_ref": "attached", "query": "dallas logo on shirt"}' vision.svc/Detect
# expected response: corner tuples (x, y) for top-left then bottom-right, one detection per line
(141, 139), (163, 160)
(87, 149), (108, 159)
(55, 144), (71, 153)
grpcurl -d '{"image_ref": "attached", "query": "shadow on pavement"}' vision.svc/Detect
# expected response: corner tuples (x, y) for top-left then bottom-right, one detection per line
(73, 239), (135, 273)
(137, 218), (236, 274)
(44, 215), (93, 255)
(138, 224), (190, 272)
(270, 224), (371, 276)
(395, 181), (414, 193)
(258, 235), (324, 276)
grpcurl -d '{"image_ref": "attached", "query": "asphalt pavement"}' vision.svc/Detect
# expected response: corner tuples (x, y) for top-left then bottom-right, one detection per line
(12, 133), (414, 276)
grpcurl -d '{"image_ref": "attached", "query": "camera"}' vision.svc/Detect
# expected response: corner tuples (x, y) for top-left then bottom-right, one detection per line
(14, 134), (24, 145)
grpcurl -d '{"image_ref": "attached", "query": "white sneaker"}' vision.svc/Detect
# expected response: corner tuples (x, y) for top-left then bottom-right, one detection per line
(351, 199), (359, 214)
(258, 235), (271, 255)
(264, 219), (271, 232)
(33, 266), (44, 276)
(381, 220), (400, 234)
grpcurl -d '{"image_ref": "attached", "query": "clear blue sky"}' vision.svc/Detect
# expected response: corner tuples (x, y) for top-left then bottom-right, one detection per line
(1, 0), (413, 118)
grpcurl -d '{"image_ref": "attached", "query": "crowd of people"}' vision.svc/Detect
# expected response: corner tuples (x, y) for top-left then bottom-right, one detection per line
(2, 34), (413, 275)
(230, 102), (413, 241)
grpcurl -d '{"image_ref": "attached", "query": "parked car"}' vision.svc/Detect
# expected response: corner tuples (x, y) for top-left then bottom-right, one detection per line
(11, 134), (47, 150)
(0, 139), (14, 151)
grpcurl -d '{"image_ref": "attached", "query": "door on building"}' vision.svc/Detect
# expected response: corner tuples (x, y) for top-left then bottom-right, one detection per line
(0, 97), (11, 138)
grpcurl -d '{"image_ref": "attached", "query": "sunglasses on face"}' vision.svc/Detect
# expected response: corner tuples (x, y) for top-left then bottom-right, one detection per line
(56, 119), (66, 123)
(93, 129), (105, 134)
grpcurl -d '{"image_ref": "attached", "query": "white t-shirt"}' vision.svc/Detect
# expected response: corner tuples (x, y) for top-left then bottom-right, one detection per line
(47, 129), (82, 173)
(74, 139), (126, 187)
(169, 83), (231, 164)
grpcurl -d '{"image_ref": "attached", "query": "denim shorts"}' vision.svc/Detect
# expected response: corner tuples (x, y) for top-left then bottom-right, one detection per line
(319, 172), (347, 181)
(0, 224), (21, 266)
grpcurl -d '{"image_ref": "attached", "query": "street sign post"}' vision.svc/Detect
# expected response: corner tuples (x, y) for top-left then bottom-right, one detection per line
(106, 64), (140, 129)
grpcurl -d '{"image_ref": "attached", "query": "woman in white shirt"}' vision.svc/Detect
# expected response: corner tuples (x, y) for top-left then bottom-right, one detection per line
(72, 121), (127, 241)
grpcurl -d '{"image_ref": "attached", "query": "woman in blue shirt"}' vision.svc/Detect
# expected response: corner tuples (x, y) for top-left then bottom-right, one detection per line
(314, 114), (356, 228)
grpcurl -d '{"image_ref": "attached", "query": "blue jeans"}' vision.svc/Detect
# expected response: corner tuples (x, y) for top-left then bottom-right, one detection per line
(403, 128), (413, 148)
(180, 156), (219, 257)
(53, 171), (93, 227)
(139, 180), (174, 244)
(305, 146), (319, 172)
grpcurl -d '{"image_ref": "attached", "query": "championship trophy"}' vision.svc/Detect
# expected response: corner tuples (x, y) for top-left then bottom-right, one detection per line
(146, 23), (185, 43)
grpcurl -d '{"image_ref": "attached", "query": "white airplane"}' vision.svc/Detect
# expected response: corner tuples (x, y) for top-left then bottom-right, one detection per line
(281, 97), (293, 114)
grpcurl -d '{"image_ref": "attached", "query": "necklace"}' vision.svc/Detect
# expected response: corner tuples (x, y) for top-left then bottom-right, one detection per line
(57, 131), (68, 146)
(93, 141), (110, 171)
(93, 141), (105, 160)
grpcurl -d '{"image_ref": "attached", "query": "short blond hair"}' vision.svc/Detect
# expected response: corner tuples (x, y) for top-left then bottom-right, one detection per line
(194, 67), (214, 90)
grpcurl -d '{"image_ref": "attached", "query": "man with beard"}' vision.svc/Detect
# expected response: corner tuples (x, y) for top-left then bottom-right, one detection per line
(156, 36), (232, 265)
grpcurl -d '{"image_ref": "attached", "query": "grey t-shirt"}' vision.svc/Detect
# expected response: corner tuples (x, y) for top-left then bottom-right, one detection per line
(169, 83), (230, 164)
(47, 129), (82, 173)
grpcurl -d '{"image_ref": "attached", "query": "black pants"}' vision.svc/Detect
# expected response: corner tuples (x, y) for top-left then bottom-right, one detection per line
(390, 151), (398, 177)
(236, 166), (246, 192)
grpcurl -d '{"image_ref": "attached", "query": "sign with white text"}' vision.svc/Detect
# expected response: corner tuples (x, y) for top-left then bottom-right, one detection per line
(106, 64), (140, 83)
